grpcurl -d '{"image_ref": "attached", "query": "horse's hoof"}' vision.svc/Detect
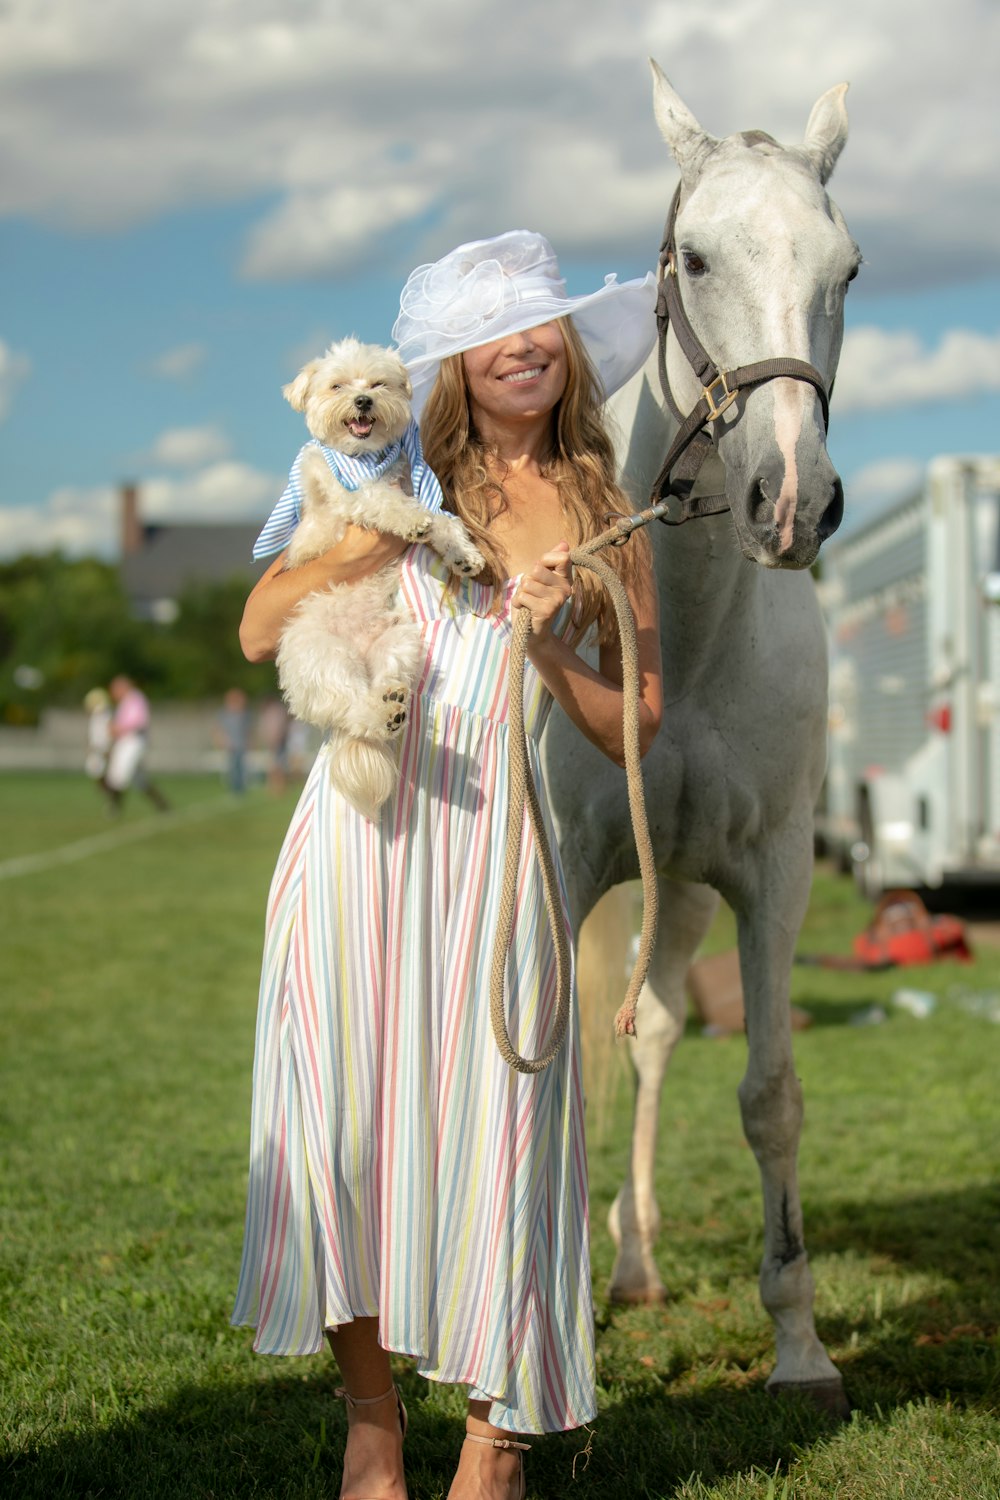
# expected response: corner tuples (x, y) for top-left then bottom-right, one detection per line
(767, 1376), (850, 1421)
(606, 1284), (668, 1306)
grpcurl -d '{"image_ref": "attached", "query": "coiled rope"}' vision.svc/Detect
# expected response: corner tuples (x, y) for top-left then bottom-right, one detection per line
(489, 508), (664, 1074)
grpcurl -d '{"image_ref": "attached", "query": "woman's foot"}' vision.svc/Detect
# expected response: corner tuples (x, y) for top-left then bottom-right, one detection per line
(446, 1418), (529, 1500)
(336, 1385), (408, 1500)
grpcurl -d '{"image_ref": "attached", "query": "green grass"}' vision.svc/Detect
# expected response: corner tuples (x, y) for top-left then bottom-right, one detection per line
(1, 773), (998, 1498)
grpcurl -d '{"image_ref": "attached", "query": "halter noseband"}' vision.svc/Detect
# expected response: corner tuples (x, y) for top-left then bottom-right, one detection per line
(649, 185), (831, 525)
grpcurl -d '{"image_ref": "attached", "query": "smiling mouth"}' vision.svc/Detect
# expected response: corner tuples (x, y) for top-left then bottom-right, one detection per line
(500, 366), (544, 384)
(347, 417), (375, 438)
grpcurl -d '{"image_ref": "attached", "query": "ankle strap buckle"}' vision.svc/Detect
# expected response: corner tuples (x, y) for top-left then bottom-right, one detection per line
(465, 1431), (532, 1452)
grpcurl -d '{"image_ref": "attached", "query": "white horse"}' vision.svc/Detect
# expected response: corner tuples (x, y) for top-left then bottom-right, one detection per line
(543, 65), (859, 1414)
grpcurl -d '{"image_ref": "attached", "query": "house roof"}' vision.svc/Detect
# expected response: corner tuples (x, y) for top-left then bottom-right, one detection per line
(121, 522), (266, 608)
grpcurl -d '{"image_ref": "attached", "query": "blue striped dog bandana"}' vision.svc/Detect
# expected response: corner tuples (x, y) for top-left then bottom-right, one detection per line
(253, 419), (445, 560)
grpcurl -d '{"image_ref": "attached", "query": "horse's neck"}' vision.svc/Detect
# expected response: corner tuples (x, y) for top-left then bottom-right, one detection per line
(654, 514), (756, 684)
(610, 356), (756, 675)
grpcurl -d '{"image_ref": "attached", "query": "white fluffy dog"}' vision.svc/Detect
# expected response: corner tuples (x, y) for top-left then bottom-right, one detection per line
(276, 337), (484, 820)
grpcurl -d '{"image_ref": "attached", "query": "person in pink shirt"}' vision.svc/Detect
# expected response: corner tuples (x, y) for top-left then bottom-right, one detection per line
(104, 675), (170, 813)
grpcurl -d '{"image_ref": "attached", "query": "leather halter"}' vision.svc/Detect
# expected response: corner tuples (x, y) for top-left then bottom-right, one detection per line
(649, 186), (831, 525)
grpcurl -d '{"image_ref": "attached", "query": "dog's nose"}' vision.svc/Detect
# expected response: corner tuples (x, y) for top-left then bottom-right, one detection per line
(354, 394), (374, 413)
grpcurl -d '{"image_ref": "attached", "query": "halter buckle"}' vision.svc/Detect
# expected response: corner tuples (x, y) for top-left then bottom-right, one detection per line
(703, 372), (738, 421)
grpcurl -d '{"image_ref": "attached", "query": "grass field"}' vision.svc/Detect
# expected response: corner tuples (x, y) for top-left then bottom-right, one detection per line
(1, 771), (998, 1499)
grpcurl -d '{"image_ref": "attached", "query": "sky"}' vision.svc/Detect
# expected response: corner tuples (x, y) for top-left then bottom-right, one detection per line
(1, 0), (998, 561)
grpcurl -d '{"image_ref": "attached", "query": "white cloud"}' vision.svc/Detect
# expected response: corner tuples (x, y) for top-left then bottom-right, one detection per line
(0, 484), (119, 559)
(144, 424), (231, 468)
(139, 462), (283, 523)
(834, 325), (1000, 413)
(0, 462), (282, 559)
(0, 339), (31, 420)
(148, 343), (208, 379)
(846, 456), (923, 518)
(0, 1), (997, 286)
(242, 183), (433, 279)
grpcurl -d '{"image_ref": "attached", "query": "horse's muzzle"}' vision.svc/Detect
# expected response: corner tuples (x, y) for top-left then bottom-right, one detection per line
(736, 468), (844, 569)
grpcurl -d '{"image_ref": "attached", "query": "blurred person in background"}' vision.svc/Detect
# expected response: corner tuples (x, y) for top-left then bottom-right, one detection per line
(83, 687), (113, 803)
(105, 674), (171, 814)
(285, 715), (313, 781)
(257, 695), (290, 794)
(216, 687), (252, 796)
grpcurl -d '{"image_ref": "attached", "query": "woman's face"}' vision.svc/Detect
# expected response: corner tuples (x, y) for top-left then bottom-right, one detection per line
(462, 321), (568, 425)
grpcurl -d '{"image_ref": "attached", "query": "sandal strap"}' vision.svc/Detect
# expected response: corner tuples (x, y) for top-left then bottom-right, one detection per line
(334, 1383), (397, 1410)
(464, 1432), (531, 1453)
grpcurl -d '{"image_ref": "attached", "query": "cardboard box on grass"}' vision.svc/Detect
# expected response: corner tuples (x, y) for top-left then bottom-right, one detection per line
(687, 949), (812, 1036)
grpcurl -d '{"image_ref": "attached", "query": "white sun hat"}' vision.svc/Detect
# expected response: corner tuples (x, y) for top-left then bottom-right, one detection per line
(392, 230), (657, 418)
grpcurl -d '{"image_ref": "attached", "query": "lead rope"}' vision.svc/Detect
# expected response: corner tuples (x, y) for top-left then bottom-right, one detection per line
(489, 512), (663, 1074)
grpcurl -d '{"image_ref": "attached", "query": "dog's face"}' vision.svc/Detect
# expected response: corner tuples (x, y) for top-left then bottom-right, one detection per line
(283, 337), (413, 455)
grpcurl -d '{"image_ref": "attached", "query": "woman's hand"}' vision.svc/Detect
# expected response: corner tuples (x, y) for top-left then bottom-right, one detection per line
(512, 541), (663, 767)
(511, 541), (574, 644)
(239, 526), (408, 663)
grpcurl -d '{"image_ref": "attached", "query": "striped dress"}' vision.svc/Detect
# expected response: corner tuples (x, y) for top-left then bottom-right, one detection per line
(232, 543), (596, 1434)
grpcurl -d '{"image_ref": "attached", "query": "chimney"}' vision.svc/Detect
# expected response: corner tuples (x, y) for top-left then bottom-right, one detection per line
(121, 481), (142, 555)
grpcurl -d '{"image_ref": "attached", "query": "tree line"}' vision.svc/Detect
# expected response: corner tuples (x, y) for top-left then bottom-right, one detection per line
(0, 553), (277, 725)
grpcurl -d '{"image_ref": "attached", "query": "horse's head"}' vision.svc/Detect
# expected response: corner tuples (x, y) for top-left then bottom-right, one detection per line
(651, 63), (859, 569)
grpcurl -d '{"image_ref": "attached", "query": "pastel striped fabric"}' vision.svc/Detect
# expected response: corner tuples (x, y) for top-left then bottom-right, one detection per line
(253, 420), (444, 559)
(232, 544), (596, 1434)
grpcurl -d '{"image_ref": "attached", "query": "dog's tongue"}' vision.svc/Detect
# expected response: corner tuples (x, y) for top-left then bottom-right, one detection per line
(348, 418), (374, 438)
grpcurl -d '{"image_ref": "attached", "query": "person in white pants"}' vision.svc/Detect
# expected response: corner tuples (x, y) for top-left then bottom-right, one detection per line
(105, 675), (170, 813)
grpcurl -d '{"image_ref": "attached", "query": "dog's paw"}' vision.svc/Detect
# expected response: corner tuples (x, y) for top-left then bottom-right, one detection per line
(403, 516), (432, 541)
(382, 687), (409, 737)
(445, 547), (485, 577)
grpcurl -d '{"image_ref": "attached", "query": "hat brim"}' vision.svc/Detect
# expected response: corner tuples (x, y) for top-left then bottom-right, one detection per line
(403, 272), (658, 419)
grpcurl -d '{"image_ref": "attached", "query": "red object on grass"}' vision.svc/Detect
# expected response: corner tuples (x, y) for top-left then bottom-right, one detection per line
(851, 890), (973, 967)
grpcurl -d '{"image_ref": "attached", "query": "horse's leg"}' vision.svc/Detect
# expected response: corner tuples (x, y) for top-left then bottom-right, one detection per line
(608, 876), (720, 1304)
(735, 830), (848, 1416)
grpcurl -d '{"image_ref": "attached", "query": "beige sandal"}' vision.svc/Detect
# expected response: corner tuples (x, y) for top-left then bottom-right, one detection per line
(334, 1382), (408, 1440)
(335, 1384), (408, 1500)
(463, 1431), (531, 1500)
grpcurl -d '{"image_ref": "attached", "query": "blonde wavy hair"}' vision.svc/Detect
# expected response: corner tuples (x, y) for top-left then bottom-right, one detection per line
(420, 317), (650, 643)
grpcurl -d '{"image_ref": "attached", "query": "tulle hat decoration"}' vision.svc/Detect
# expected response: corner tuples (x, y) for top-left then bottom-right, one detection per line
(391, 230), (658, 417)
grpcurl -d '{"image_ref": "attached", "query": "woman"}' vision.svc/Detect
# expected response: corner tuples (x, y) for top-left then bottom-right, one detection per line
(234, 231), (663, 1500)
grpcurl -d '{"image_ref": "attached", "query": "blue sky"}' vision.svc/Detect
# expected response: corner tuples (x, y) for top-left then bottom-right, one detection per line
(1, 0), (998, 559)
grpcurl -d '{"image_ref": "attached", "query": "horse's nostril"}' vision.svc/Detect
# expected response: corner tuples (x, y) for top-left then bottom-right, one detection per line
(817, 479), (844, 542)
(749, 479), (774, 529)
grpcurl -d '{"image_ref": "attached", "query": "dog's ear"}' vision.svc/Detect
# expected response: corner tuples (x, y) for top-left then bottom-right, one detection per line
(391, 355), (412, 401)
(283, 360), (321, 412)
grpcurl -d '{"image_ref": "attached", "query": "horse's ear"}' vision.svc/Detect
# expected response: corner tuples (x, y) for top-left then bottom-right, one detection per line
(802, 83), (849, 184)
(649, 59), (718, 186)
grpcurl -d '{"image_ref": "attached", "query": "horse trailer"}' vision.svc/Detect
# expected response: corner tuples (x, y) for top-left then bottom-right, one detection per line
(819, 454), (1000, 895)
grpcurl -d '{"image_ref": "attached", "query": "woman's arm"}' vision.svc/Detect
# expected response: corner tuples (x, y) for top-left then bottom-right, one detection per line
(513, 542), (663, 768)
(239, 526), (408, 663)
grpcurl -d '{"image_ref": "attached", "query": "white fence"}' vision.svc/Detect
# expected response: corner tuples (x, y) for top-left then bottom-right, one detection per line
(0, 705), (319, 775)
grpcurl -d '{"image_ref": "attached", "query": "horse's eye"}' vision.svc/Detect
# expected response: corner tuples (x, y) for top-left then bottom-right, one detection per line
(846, 264), (860, 289)
(683, 251), (707, 277)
